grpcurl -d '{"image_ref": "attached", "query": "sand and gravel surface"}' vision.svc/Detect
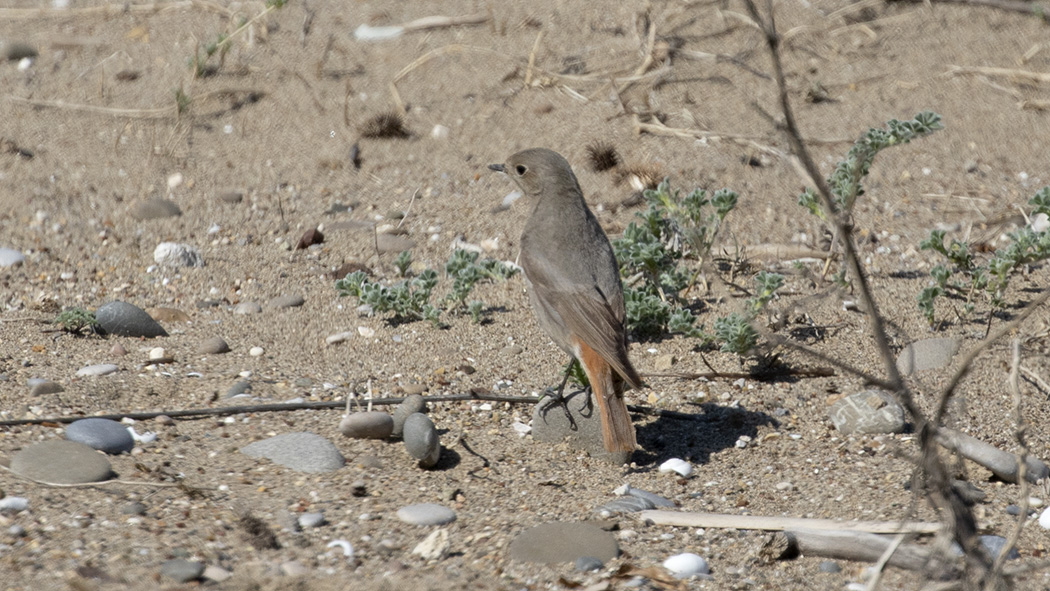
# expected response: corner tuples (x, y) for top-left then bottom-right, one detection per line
(2, 0), (1050, 589)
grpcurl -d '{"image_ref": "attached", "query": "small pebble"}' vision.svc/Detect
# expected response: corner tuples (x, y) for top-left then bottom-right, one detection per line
(412, 528), (451, 560)
(268, 294), (304, 309)
(66, 418), (135, 454)
(396, 503), (456, 526)
(95, 301), (168, 338)
(76, 364), (119, 377)
(198, 336), (230, 354)
(249, 346), (264, 357)
(1039, 507), (1050, 529)
(818, 560), (841, 573)
(154, 242), (204, 267)
(298, 512), (326, 528)
(29, 381), (63, 396)
(233, 302), (262, 315)
(129, 199), (181, 220)
(403, 413), (441, 468)
(0, 497), (29, 513)
(0, 247), (26, 267)
(326, 331), (355, 345)
(662, 553), (709, 579)
(160, 559), (204, 583)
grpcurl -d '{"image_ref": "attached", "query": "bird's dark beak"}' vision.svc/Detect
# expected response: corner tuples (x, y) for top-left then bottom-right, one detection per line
(488, 163), (506, 173)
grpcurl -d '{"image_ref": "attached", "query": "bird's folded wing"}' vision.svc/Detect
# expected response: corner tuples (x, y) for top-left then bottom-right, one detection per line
(522, 251), (641, 388)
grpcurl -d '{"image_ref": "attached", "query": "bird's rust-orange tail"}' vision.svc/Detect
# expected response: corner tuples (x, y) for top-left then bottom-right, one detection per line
(575, 339), (636, 453)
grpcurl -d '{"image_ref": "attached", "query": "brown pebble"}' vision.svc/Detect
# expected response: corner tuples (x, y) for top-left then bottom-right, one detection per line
(296, 228), (324, 250)
(148, 307), (190, 323)
(110, 344), (127, 356)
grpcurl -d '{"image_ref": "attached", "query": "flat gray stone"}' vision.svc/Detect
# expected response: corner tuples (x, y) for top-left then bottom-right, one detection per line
(532, 390), (631, 465)
(403, 413), (441, 468)
(240, 432), (345, 473)
(76, 364), (119, 377)
(267, 294), (305, 308)
(340, 412), (394, 439)
(233, 302), (262, 315)
(509, 522), (619, 564)
(95, 301), (168, 338)
(829, 390), (906, 435)
(392, 394), (426, 438)
(66, 418), (135, 454)
(198, 336), (230, 354)
(0, 247), (25, 267)
(896, 338), (961, 375)
(129, 199), (181, 220)
(10, 440), (113, 484)
(396, 503), (456, 526)
(160, 559), (204, 583)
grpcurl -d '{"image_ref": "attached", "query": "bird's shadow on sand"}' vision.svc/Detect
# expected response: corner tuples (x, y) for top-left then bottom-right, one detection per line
(633, 402), (779, 468)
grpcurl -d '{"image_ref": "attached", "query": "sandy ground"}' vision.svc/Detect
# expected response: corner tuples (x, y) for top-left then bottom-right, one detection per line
(2, 0), (1050, 589)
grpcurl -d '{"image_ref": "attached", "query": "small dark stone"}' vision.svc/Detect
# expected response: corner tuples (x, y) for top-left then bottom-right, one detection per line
(296, 228), (324, 249)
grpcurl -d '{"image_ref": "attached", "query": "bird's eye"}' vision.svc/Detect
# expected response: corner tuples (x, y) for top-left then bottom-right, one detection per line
(515, 164), (527, 175)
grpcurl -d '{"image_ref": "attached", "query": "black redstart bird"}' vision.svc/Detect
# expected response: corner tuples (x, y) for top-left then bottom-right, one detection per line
(490, 148), (641, 452)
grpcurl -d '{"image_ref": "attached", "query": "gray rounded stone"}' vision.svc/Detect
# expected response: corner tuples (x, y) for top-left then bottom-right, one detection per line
(392, 394), (427, 438)
(396, 503), (456, 526)
(198, 336), (230, 354)
(597, 496), (655, 514)
(66, 418), (135, 454)
(233, 302), (262, 315)
(509, 522), (619, 564)
(160, 559), (204, 583)
(225, 380), (251, 398)
(267, 294), (305, 308)
(896, 338), (961, 375)
(0, 247), (25, 267)
(532, 390), (631, 465)
(10, 440), (113, 484)
(95, 301), (168, 338)
(340, 412), (394, 439)
(829, 390), (906, 435)
(403, 413), (441, 468)
(129, 199), (181, 220)
(240, 432), (345, 473)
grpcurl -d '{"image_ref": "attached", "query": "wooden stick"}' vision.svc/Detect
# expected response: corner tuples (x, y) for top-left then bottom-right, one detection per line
(761, 529), (939, 572)
(946, 65), (1050, 84)
(639, 510), (942, 534)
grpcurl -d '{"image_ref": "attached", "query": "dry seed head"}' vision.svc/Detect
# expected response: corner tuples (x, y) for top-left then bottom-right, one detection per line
(360, 111), (410, 139)
(586, 141), (621, 172)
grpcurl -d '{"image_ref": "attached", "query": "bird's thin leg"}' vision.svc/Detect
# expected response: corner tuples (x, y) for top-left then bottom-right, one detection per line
(539, 358), (585, 427)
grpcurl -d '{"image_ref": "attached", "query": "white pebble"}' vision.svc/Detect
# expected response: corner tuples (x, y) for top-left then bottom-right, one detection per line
(658, 458), (693, 478)
(353, 24), (404, 41)
(167, 173), (184, 190)
(431, 124), (449, 139)
(0, 497), (29, 512)
(511, 421), (531, 436)
(662, 553), (709, 578)
(1030, 213), (1049, 233)
(17, 57), (33, 71)
(148, 347), (166, 361)
(357, 326), (375, 338)
(249, 347), (264, 357)
(1039, 507), (1050, 530)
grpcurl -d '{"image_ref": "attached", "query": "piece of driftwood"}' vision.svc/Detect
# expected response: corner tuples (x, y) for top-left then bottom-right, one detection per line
(759, 529), (944, 572)
(638, 510), (941, 533)
(938, 428), (1050, 484)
